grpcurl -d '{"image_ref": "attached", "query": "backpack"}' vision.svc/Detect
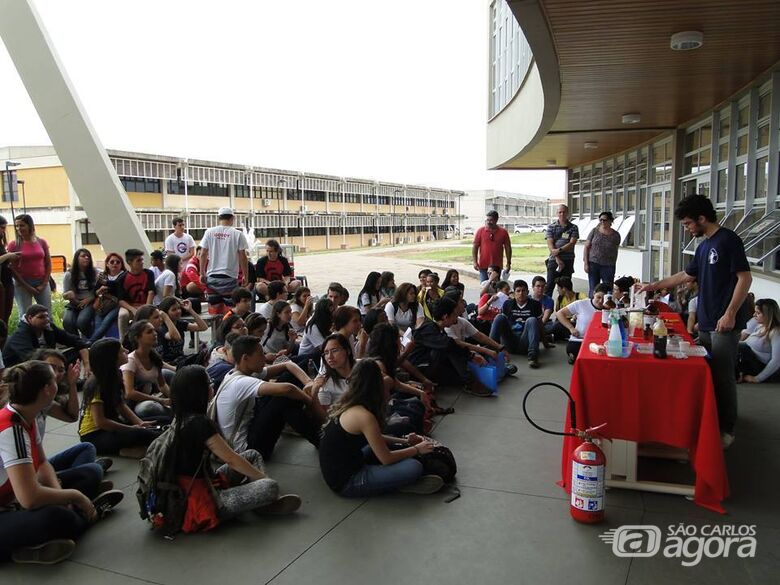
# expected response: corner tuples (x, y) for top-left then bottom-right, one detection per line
(416, 441), (457, 483)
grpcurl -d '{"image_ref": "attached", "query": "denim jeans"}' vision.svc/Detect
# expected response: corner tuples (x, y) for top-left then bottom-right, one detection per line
(13, 278), (51, 315)
(699, 330), (740, 434)
(64, 304), (95, 338)
(90, 306), (120, 342)
(0, 505), (89, 561)
(479, 268), (489, 282)
(489, 314), (540, 358)
(587, 262), (616, 297)
(340, 446), (424, 497)
(49, 442), (97, 471)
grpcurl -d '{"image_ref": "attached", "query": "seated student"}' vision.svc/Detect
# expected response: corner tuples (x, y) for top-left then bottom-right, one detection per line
(261, 301), (297, 358)
(443, 290), (518, 376)
(244, 312), (268, 339)
(737, 298), (780, 384)
(180, 248), (207, 304)
(89, 252), (126, 343)
(363, 307), (389, 335)
(357, 271), (388, 316)
(0, 361), (124, 566)
(475, 280), (510, 335)
(209, 315), (248, 365)
(418, 272), (445, 321)
(223, 288), (253, 321)
(326, 282), (349, 308)
(79, 339), (161, 457)
(149, 250), (165, 280)
(258, 281), (288, 320)
(3, 304), (90, 370)
(687, 295), (699, 337)
(289, 287), (312, 335)
(489, 280), (543, 369)
(153, 254), (181, 305)
(551, 277), (586, 341)
(612, 275), (636, 308)
(299, 298), (334, 358)
(132, 304), (179, 381)
(530, 276), (555, 346)
(479, 265), (502, 296)
(555, 283), (609, 364)
(333, 305), (367, 359)
(254, 239), (301, 299)
(442, 269), (464, 295)
(417, 269), (432, 291)
(319, 359), (442, 497)
(62, 248), (97, 339)
(385, 283), (424, 334)
(169, 365), (301, 533)
(308, 333), (354, 416)
(408, 296), (492, 397)
(31, 349), (111, 481)
(207, 332), (240, 388)
(213, 335), (319, 460)
(121, 320), (171, 423)
(379, 271), (396, 300)
(116, 248), (155, 340)
(157, 297), (208, 368)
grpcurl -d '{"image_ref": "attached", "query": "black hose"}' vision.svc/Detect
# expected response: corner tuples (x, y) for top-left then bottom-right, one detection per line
(522, 382), (578, 438)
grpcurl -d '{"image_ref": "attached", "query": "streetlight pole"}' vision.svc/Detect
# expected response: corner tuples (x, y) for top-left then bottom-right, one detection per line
(17, 179), (26, 214)
(4, 161), (21, 243)
(277, 177), (287, 243)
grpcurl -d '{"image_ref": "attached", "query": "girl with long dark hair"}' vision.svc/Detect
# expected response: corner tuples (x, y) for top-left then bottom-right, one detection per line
(386, 282), (424, 333)
(121, 320), (171, 422)
(89, 252), (125, 342)
(318, 359), (441, 497)
(168, 365), (300, 533)
(308, 333), (355, 417)
(357, 271), (387, 316)
(289, 286), (312, 334)
(379, 271), (396, 300)
(79, 338), (161, 457)
(157, 297), (207, 368)
(333, 305), (366, 359)
(63, 248), (97, 337)
(442, 269), (464, 294)
(261, 301), (296, 357)
(299, 297), (334, 356)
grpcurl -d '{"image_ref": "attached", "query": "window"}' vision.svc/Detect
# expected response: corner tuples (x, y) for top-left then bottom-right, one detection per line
(79, 220), (100, 245)
(1, 171), (18, 202)
(234, 185), (251, 198)
(683, 124), (712, 176)
(756, 156), (769, 200)
(121, 177), (160, 193)
(738, 104), (749, 129)
(167, 180), (227, 197)
(717, 169), (728, 203)
(757, 124), (770, 149)
(742, 209), (780, 263)
(735, 163), (747, 201)
(617, 215), (636, 245)
(652, 141), (672, 183)
(758, 92), (771, 119)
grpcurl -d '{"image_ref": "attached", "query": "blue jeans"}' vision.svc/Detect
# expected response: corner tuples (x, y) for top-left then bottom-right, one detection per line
(90, 306), (120, 342)
(489, 314), (540, 358)
(479, 268), (489, 282)
(49, 442), (103, 500)
(49, 442), (97, 471)
(587, 262), (616, 297)
(340, 454), (424, 497)
(13, 278), (51, 316)
(64, 304), (95, 338)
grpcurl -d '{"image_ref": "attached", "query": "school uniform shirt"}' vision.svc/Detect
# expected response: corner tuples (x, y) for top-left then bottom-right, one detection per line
(317, 376), (349, 407)
(215, 370), (263, 452)
(165, 232), (196, 258)
(299, 323), (326, 356)
(684, 227), (750, 333)
(258, 301), (275, 320)
(0, 404), (43, 506)
(154, 269), (177, 305)
(477, 293), (501, 322)
(160, 319), (190, 364)
(501, 297), (543, 325)
(289, 303), (306, 334)
(358, 292), (378, 316)
(262, 327), (291, 354)
(445, 317), (479, 341)
(564, 298), (599, 341)
(385, 302), (423, 331)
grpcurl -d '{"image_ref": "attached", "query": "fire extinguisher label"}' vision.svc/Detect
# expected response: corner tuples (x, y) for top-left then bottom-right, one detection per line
(579, 451), (597, 461)
(572, 462), (604, 511)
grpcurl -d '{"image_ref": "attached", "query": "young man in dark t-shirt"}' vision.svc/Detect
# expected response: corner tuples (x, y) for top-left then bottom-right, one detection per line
(489, 280), (543, 368)
(639, 195), (751, 449)
(116, 249), (155, 340)
(254, 239), (301, 299)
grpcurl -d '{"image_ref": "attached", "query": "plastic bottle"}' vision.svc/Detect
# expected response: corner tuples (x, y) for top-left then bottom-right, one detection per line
(601, 294), (615, 328)
(652, 318), (668, 359)
(606, 311), (623, 357)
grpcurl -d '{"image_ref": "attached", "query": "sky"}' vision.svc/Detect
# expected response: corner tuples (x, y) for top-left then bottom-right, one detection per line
(0, 0), (565, 198)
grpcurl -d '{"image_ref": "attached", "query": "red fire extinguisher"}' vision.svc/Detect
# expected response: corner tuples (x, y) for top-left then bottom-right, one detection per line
(523, 383), (609, 524)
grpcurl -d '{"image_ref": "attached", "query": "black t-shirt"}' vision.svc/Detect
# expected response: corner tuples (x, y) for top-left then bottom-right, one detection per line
(684, 227), (750, 332)
(256, 256), (292, 282)
(117, 269), (155, 305)
(502, 297), (543, 324)
(174, 414), (219, 477)
(160, 319), (189, 363)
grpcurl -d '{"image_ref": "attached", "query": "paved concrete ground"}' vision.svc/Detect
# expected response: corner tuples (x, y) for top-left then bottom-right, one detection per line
(7, 244), (777, 583)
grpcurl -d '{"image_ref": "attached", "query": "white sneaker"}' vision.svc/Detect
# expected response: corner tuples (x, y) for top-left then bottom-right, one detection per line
(720, 432), (735, 450)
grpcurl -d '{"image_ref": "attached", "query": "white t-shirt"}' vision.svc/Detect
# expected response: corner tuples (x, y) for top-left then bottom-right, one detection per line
(566, 299), (598, 342)
(689, 296), (698, 314)
(154, 269), (176, 305)
(299, 323), (326, 356)
(358, 292), (375, 316)
(290, 302), (305, 334)
(164, 233), (195, 258)
(120, 351), (160, 385)
(258, 301), (275, 320)
(385, 302), (423, 331)
(317, 376), (349, 407)
(200, 225), (248, 278)
(445, 316), (479, 341)
(215, 370), (262, 452)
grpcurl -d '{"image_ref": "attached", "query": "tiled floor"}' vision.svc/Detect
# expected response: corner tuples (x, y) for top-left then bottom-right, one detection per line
(4, 346), (778, 584)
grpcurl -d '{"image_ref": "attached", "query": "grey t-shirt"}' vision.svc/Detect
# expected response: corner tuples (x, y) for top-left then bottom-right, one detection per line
(586, 227), (621, 265)
(545, 221), (579, 260)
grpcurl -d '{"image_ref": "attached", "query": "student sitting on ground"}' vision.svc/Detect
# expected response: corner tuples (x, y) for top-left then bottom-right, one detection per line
(613, 275), (636, 308)
(442, 269), (464, 295)
(121, 320), (171, 423)
(333, 305), (367, 359)
(289, 287), (312, 335)
(738, 298), (780, 384)
(79, 339), (162, 458)
(179, 248), (207, 302)
(169, 365), (301, 533)
(299, 298), (334, 358)
(530, 276), (555, 347)
(479, 265), (502, 296)
(3, 304), (90, 370)
(474, 280), (510, 335)
(208, 315), (248, 365)
(417, 269), (432, 290)
(258, 281), (288, 320)
(244, 312), (268, 339)
(261, 301), (297, 358)
(385, 283), (424, 334)
(132, 304), (178, 383)
(326, 282), (349, 307)
(307, 333), (354, 416)
(379, 271), (396, 300)
(0, 360), (124, 566)
(358, 271), (389, 316)
(418, 272), (445, 321)
(319, 359), (442, 497)
(408, 296), (492, 397)
(154, 254), (181, 305)
(157, 297), (208, 368)
(149, 250), (165, 280)
(363, 307), (389, 335)
(489, 280), (543, 369)
(207, 332), (239, 388)
(223, 288), (253, 321)
(555, 283), (609, 364)
(213, 335), (320, 461)
(89, 252), (125, 343)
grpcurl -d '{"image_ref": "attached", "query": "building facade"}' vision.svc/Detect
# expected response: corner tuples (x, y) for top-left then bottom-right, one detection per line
(1, 146), (464, 263)
(461, 190), (551, 231)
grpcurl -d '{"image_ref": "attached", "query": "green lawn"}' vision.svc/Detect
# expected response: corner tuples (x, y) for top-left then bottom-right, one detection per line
(400, 240), (548, 274)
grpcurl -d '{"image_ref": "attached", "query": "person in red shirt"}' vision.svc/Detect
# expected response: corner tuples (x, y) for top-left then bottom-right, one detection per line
(180, 249), (207, 298)
(116, 249), (155, 340)
(254, 239), (301, 299)
(472, 211), (512, 282)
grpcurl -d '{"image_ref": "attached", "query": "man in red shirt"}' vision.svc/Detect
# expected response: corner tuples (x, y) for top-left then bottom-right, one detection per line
(116, 249), (155, 339)
(254, 239), (301, 299)
(472, 211), (512, 282)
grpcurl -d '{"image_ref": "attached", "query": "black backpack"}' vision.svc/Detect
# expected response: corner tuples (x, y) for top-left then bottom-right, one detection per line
(416, 442), (457, 483)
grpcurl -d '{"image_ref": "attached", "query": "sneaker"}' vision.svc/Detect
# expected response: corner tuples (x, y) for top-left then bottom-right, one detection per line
(92, 489), (124, 519)
(12, 539), (76, 565)
(462, 379), (494, 397)
(505, 363), (518, 376)
(95, 457), (113, 472)
(399, 474), (445, 494)
(567, 353), (576, 365)
(119, 446), (147, 459)
(98, 480), (114, 494)
(721, 432), (735, 450)
(255, 494), (302, 515)
(528, 357), (540, 369)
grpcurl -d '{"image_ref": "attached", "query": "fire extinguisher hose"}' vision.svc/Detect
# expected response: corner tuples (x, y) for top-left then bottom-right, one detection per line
(522, 382), (579, 438)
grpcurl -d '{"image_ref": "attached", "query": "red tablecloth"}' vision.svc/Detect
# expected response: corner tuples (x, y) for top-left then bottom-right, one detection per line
(559, 312), (729, 513)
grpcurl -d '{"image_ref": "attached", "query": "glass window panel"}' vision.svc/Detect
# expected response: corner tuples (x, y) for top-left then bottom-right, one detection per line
(639, 187), (647, 211)
(735, 163), (747, 201)
(758, 92), (771, 119)
(593, 193), (602, 212)
(743, 211), (780, 262)
(758, 124), (770, 149)
(722, 208), (744, 232)
(637, 211), (646, 248)
(719, 115), (730, 137)
(736, 206), (765, 235)
(615, 191), (624, 212)
(738, 105), (749, 128)
(701, 125), (712, 147)
(571, 196), (579, 214)
(717, 169), (728, 203)
(719, 142), (730, 163)
(737, 134), (748, 157)
(755, 156), (769, 200)
(684, 155), (696, 175)
(700, 148), (711, 172)
(685, 132), (697, 152)
(650, 248), (660, 281)
(617, 214), (636, 245)
(626, 189), (636, 211)
(583, 195), (591, 214)
(604, 192), (613, 211)
(651, 192), (662, 241)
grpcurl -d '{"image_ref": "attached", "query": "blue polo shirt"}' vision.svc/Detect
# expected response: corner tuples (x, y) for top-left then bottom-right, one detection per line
(684, 227), (750, 332)
(545, 221), (579, 261)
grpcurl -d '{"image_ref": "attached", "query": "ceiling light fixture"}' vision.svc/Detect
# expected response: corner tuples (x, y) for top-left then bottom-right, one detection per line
(670, 31), (703, 51)
(584, 142), (599, 150)
(622, 113), (641, 125)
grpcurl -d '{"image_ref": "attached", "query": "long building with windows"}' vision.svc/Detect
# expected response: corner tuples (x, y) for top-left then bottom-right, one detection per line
(486, 0), (780, 298)
(0, 145), (463, 261)
(461, 190), (552, 232)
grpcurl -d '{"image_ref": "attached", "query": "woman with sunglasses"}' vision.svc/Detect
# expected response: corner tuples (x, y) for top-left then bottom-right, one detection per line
(583, 211), (621, 297)
(89, 253), (126, 342)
